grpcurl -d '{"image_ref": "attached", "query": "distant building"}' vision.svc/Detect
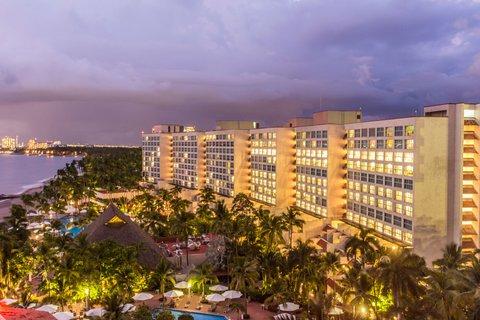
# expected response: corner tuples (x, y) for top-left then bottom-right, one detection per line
(25, 138), (63, 150)
(1, 136), (18, 150)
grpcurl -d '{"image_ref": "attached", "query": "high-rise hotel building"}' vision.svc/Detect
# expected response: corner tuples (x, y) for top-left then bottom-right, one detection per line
(250, 127), (296, 211)
(205, 121), (258, 197)
(172, 129), (206, 190)
(142, 124), (183, 183)
(344, 117), (450, 259)
(142, 103), (480, 262)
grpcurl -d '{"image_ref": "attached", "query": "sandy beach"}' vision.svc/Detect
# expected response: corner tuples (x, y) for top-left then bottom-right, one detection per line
(0, 186), (44, 222)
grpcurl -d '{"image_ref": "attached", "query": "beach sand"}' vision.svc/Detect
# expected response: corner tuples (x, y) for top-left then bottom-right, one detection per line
(0, 186), (44, 222)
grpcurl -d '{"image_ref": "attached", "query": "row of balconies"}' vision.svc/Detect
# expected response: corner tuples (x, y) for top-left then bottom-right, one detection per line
(462, 127), (480, 250)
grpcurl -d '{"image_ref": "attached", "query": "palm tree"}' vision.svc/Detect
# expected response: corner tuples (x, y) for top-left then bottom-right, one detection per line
(340, 269), (376, 318)
(169, 210), (195, 266)
(190, 263), (218, 298)
(423, 269), (465, 320)
(231, 193), (255, 216)
(102, 290), (127, 320)
(376, 249), (426, 319)
(150, 258), (175, 298)
(230, 256), (259, 317)
(198, 187), (215, 206)
(344, 227), (380, 266)
(212, 200), (232, 236)
(258, 214), (286, 251)
(458, 254), (480, 318)
(50, 254), (80, 311)
(433, 243), (466, 272)
(281, 207), (305, 248)
(230, 256), (259, 293)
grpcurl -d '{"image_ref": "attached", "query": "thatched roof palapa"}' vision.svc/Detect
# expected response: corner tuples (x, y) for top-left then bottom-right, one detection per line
(82, 203), (165, 269)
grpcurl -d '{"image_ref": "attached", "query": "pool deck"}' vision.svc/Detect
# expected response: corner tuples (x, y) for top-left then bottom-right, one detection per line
(139, 293), (274, 320)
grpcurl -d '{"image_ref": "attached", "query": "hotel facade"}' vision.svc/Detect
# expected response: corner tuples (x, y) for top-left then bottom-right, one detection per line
(142, 103), (480, 262)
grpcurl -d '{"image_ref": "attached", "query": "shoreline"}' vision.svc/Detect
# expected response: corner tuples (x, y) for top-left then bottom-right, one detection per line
(0, 185), (45, 222)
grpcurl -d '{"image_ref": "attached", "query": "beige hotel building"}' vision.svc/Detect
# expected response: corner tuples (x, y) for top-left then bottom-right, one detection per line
(142, 103), (480, 262)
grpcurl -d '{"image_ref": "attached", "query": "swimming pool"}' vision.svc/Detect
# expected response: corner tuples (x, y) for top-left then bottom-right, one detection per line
(59, 216), (83, 238)
(153, 308), (228, 320)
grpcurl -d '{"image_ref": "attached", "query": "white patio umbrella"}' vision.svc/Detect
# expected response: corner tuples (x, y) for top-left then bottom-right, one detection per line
(174, 281), (191, 289)
(36, 304), (59, 314)
(85, 307), (106, 317)
(328, 306), (344, 315)
(132, 292), (154, 301)
(222, 290), (242, 299)
(0, 298), (17, 305)
(209, 284), (228, 292)
(279, 302), (300, 312)
(206, 293), (226, 303)
(121, 303), (135, 313)
(53, 311), (75, 320)
(163, 290), (184, 298)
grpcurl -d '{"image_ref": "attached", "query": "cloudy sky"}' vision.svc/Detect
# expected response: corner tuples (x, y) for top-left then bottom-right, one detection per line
(1, 0), (479, 144)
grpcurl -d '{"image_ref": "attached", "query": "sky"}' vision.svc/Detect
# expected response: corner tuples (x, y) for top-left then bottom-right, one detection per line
(0, 0), (479, 145)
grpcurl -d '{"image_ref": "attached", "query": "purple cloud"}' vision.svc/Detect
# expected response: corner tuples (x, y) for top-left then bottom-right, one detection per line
(0, 0), (479, 144)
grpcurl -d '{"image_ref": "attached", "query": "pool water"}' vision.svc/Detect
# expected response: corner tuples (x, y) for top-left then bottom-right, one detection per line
(59, 216), (83, 238)
(153, 309), (228, 320)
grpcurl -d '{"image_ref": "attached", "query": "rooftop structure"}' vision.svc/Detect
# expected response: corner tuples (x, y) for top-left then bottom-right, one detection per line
(82, 203), (166, 269)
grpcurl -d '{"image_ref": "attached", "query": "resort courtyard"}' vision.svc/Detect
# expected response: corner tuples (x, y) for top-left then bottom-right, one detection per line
(2, 153), (480, 320)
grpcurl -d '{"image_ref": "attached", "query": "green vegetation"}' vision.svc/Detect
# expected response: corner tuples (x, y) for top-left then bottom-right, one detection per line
(21, 147), (141, 214)
(2, 149), (480, 320)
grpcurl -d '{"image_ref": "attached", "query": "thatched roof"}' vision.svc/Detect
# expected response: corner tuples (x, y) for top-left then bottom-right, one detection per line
(82, 203), (165, 269)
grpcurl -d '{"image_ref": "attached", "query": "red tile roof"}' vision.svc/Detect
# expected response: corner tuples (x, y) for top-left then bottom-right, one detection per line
(0, 304), (55, 320)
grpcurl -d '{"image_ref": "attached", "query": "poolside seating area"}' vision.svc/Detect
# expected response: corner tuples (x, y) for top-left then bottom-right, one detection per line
(160, 234), (213, 258)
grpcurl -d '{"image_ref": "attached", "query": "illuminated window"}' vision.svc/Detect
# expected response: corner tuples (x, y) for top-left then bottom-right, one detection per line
(394, 165), (403, 175)
(394, 228), (402, 240)
(377, 198), (384, 208)
(395, 191), (403, 201)
(404, 232), (413, 244)
(406, 139), (414, 150)
(394, 152), (403, 162)
(377, 187), (384, 197)
(395, 203), (403, 214)
(404, 153), (414, 163)
(404, 192), (413, 203)
(464, 109), (475, 118)
(405, 125), (414, 136)
(404, 166), (413, 176)
(405, 206), (413, 217)
(385, 188), (393, 198)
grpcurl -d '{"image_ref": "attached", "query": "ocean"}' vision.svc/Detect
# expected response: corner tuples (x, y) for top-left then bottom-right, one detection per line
(0, 154), (77, 195)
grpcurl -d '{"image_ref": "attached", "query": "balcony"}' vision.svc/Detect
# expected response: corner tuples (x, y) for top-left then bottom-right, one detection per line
(464, 159), (477, 168)
(463, 199), (477, 208)
(463, 211), (478, 222)
(462, 237), (478, 250)
(462, 224), (478, 236)
(463, 173), (477, 181)
(464, 146), (478, 154)
(463, 186), (478, 194)
(464, 132), (478, 140)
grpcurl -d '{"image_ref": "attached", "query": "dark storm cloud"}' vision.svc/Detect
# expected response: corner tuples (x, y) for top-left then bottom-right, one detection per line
(0, 0), (479, 144)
